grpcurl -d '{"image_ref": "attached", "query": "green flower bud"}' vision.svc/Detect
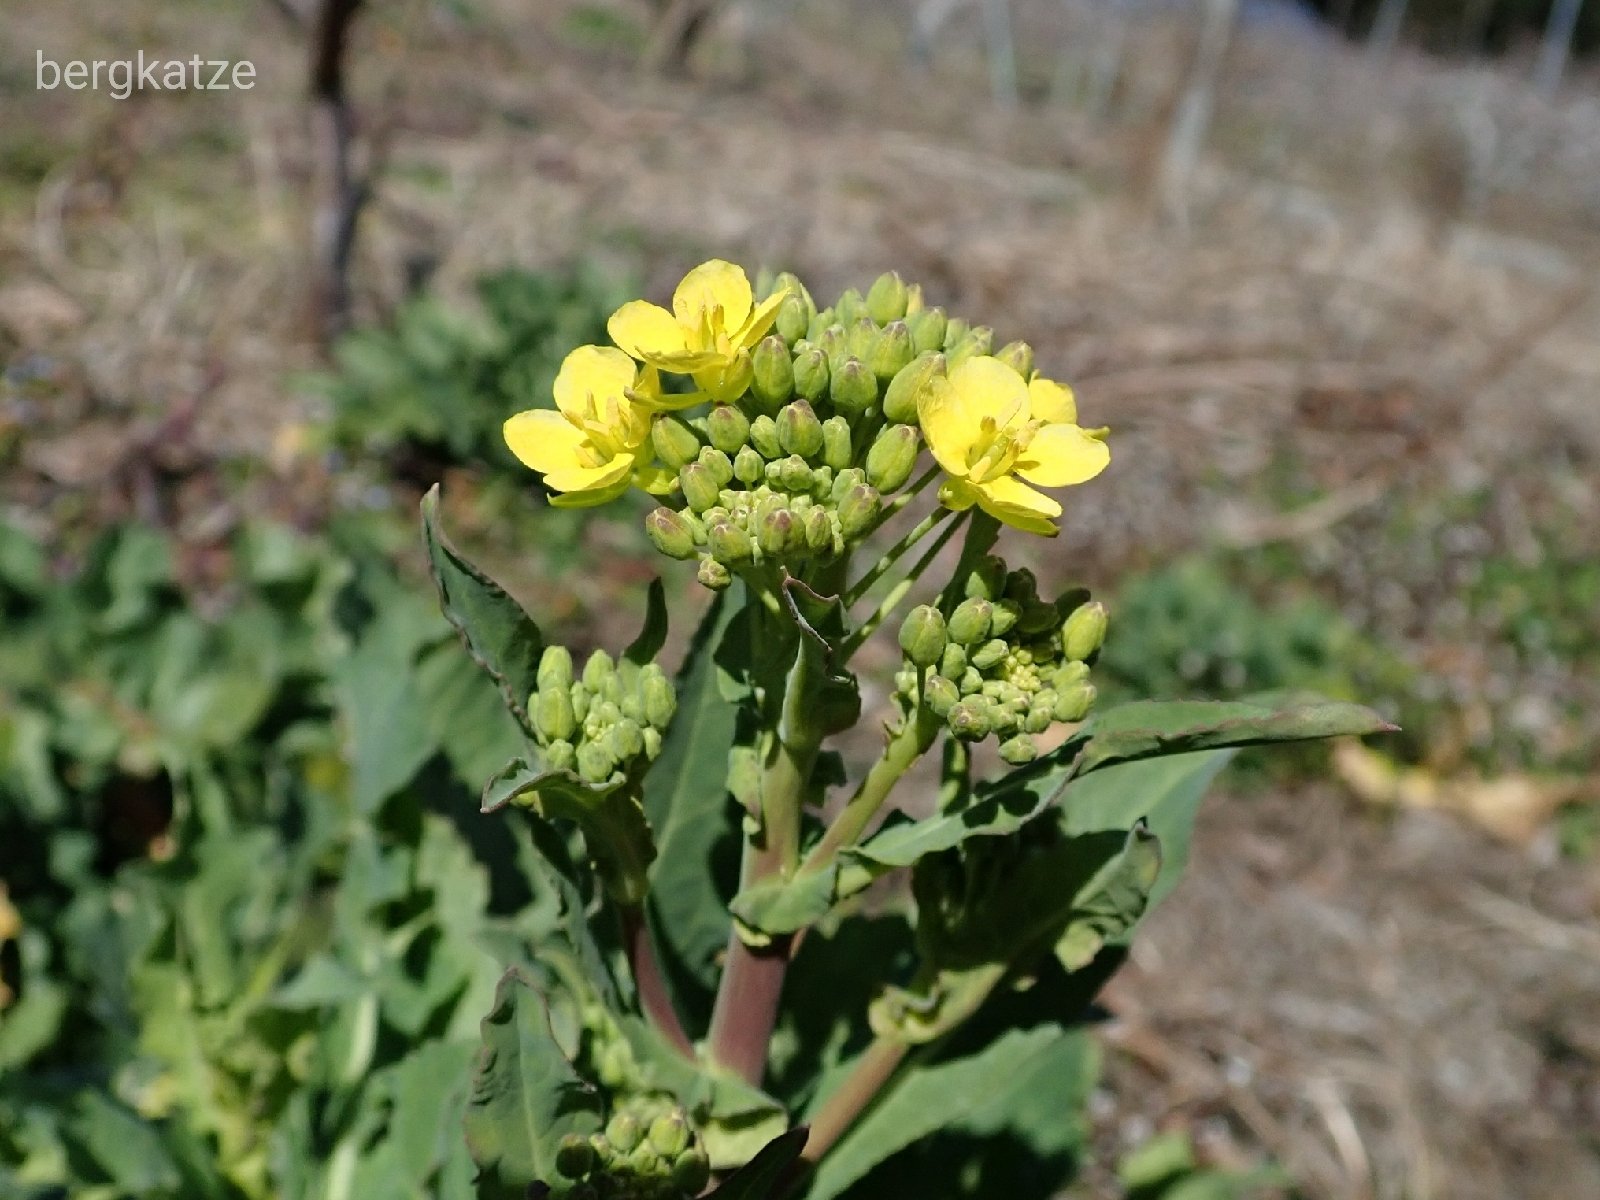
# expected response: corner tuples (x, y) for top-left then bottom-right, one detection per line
(904, 281), (925, 314)
(569, 681), (591, 723)
(810, 465), (835, 498)
(816, 324), (847, 370)
(770, 454), (808, 492)
(643, 726), (663, 759)
(582, 649), (615, 692)
(1024, 695), (1054, 734)
(671, 1148), (711, 1195)
(945, 325), (994, 369)
(538, 645), (574, 692)
(829, 357), (878, 415)
(1061, 601), (1108, 662)
(775, 400), (823, 458)
(963, 554), (1007, 601)
(971, 639), (1009, 671)
(708, 520), (754, 563)
(733, 445), (764, 484)
(1020, 601), (1060, 636)
(680, 463), (721, 513)
(834, 287), (867, 325)
(998, 734), (1038, 765)
(818, 675), (862, 734)
(995, 340), (1034, 378)
(639, 665), (676, 728)
(942, 316), (970, 349)
(881, 350), (945, 424)
(648, 1112), (692, 1159)
(697, 445), (734, 486)
(803, 505), (833, 551)
(907, 306), (948, 356)
(947, 597), (994, 645)
(543, 739), (576, 772)
(607, 717), (644, 761)
(959, 667), (984, 694)
(821, 416), (853, 471)
(866, 270), (909, 323)
(1053, 679), (1096, 723)
(535, 686), (576, 743)
(576, 739), (616, 784)
(806, 307), (835, 341)
(697, 556), (732, 591)
(1003, 567), (1039, 605)
(865, 424), (920, 492)
(706, 404), (751, 455)
(556, 1133), (596, 1180)
(744, 414), (780, 461)
(989, 598), (1022, 636)
(939, 642), (968, 679)
(867, 321), (915, 383)
(651, 415), (701, 469)
(776, 292), (812, 344)
(751, 335), (795, 410)
(757, 508), (794, 557)
(924, 673), (960, 717)
(792, 345), (830, 401)
(948, 698), (991, 741)
(836, 484), (880, 537)
(846, 317), (878, 361)
(606, 1112), (643, 1156)
(898, 604), (948, 668)
(831, 466), (866, 502)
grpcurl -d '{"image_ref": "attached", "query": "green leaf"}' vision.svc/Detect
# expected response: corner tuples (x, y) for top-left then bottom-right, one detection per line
(614, 1013), (788, 1171)
(421, 485), (544, 737)
(705, 1127), (810, 1199)
(642, 594), (745, 1006)
(1055, 750), (1234, 911)
(482, 757), (656, 904)
(463, 969), (604, 1196)
(1070, 697), (1394, 777)
(807, 1024), (1095, 1200)
(624, 578), (669, 665)
(68, 1091), (181, 1193)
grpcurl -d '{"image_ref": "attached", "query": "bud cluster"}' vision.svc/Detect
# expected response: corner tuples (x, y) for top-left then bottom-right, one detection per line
(529, 646), (677, 784)
(551, 1094), (711, 1200)
(643, 271), (1010, 589)
(894, 563), (1107, 763)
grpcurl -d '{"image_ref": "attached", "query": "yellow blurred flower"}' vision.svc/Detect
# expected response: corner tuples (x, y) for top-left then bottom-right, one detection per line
(917, 357), (1109, 536)
(607, 259), (788, 401)
(503, 346), (674, 506)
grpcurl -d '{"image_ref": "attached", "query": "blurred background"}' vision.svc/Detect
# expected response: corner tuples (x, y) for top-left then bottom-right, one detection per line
(1, 2), (1597, 1198)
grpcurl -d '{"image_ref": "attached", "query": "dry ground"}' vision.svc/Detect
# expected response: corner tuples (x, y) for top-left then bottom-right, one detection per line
(2, 2), (1598, 1197)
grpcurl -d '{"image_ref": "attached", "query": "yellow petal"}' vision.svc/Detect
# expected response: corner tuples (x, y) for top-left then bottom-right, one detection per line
(1015, 423), (1110, 488)
(918, 375), (979, 479)
(543, 452), (634, 498)
(973, 475), (1062, 536)
(504, 409), (586, 475)
(609, 301), (708, 366)
(633, 463), (679, 495)
(937, 478), (981, 512)
(672, 260), (752, 337)
(948, 357), (1029, 429)
(1027, 376), (1078, 424)
(549, 472), (634, 508)
(553, 345), (637, 421)
(733, 286), (789, 351)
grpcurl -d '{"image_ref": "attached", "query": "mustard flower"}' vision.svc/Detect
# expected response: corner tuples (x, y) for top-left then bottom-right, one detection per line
(607, 259), (788, 401)
(917, 357), (1109, 536)
(503, 346), (674, 506)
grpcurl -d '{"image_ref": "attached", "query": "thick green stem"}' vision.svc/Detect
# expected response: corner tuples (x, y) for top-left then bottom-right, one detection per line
(843, 509), (949, 606)
(621, 905), (694, 1059)
(804, 702), (939, 872)
(799, 1036), (908, 1167)
(706, 578), (834, 1085)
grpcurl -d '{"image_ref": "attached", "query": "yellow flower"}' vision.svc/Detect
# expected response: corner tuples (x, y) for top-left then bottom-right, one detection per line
(607, 259), (788, 401)
(503, 346), (673, 507)
(917, 357), (1109, 536)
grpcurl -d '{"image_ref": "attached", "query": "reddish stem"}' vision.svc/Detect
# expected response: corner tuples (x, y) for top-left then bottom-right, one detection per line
(623, 906), (694, 1059)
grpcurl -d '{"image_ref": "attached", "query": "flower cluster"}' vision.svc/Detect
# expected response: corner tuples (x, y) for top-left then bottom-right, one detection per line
(550, 1096), (711, 1200)
(502, 260), (1110, 582)
(529, 646), (677, 784)
(893, 562), (1107, 764)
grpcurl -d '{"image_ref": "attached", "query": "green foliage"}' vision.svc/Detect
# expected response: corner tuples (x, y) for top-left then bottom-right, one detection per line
(315, 265), (628, 483)
(1118, 1130), (1288, 1200)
